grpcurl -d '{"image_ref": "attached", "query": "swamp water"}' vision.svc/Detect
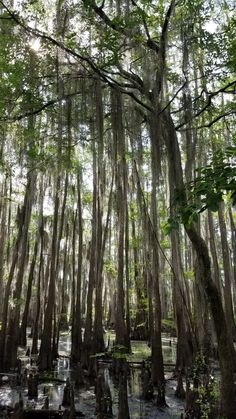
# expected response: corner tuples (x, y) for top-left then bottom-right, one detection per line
(0, 334), (185, 418)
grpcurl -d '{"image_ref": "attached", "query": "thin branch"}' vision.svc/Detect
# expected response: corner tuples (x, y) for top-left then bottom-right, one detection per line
(177, 110), (236, 131)
(84, 0), (131, 36)
(205, 80), (236, 97)
(116, 64), (144, 90)
(156, 0), (176, 93)
(86, 0), (160, 53)
(193, 81), (236, 105)
(176, 80), (236, 129)
(0, 1), (113, 85)
(196, 110), (236, 129)
(0, 90), (82, 122)
(130, 0), (159, 52)
(160, 0), (176, 59)
(158, 81), (187, 115)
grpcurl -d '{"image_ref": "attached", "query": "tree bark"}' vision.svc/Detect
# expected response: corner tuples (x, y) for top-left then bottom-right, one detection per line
(163, 110), (236, 418)
(19, 235), (39, 346)
(71, 172), (83, 363)
(218, 202), (236, 340)
(4, 170), (36, 370)
(38, 176), (60, 370)
(111, 88), (129, 350)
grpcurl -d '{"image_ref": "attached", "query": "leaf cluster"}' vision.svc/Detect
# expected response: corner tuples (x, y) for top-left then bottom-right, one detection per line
(190, 146), (236, 210)
(164, 146), (236, 234)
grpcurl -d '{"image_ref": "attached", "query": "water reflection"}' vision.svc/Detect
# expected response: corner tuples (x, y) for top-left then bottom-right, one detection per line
(130, 335), (176, 365)
(0, 334), (184, 418)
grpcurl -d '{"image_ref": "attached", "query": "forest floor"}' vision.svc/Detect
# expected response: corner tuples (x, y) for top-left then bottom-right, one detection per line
(0, 333), (185, 418)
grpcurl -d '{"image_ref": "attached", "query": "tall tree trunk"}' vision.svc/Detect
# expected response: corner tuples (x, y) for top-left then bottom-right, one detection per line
(163, 110), (236, 418)
(71, 172), (83, 363)
(31, 219), (44, 355)
(218, 202), (236, 340)
(0, 178), (7, 323)
(94, 177), (114, 354)
(229, 208), (236, 309)
(208, 211), (222, 294)
(38, 176), (60, 370)
(4, 170), (36, 370)
(0, 199), (21, 370)
(93, 78), (106, 355)
(82, 147), (97, 368)
(149, 114), (165, 405)
(19, 235), (39, 346)
(171, 230), (194, 372)
(58, 222), (69, 332)
(111, 89), (129, 350)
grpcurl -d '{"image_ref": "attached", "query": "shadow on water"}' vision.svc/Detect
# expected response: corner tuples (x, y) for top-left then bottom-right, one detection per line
(0, 333), (184, 418)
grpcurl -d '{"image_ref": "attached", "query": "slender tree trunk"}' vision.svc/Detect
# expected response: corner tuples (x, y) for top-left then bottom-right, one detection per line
(0, 178), (7, 322)
(111, 89), (129, 350)
(208, 211), (222, 294)
(229, 208), (236, 309)
(4, 170), (36, 370)
(149, 114), (165, 405)
(38, 176), (60, 370)
(218, 202), (236, 340)
(131, 211), (147, 340)
(58, 222), (69, 332)
(71, 172), (83, 363)
(94, 177), (113, 354)
(93, 193), (104, 355)
(163, 110), (236, 418)
(171, 231), (194, 371)
(6, 175), (12, 266)
(93, 79), (106, 355)
(31, 219), (44, 355)
(82, 148), (97, 368)
(19, 235), (39, 346)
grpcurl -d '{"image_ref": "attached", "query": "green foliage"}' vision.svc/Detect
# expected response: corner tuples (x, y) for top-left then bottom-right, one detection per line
(130, 235), (141, 249)
(224, 13), (236, 72)
(190, 353), (219, 418)
(140, 297), (148, 308)
(164, 147), (236, 234)
(82, 191), (93, 206)
(189, 146), (236, 210)
(104, 260), (117, 278)
(110, 344), (129, 360)
(184, 270), (195, 281)
(196, 380), (218, 419)
(160, 239), (171, 249)
(128, 341), (151, 362)
(163, 217), (180, 235)
(130, 200), (138, 221)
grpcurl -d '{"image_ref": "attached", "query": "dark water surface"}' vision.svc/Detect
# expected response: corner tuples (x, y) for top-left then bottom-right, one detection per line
(0, 334), (184, 418)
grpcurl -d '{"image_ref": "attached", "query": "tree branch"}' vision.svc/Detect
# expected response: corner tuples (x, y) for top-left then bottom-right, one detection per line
(177, 110), (236, 131)
(158, 81), (187, 115)
(0, 1), (112, 85)
(130, 0), (159, 53)
(0, 1), (153, 113)
(196, 111), (236, 129)
(85, 0), (160, 53)
(155, 0), (176, 94)
(0, 90), (83, 122)
(175, 79), (236, 129)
